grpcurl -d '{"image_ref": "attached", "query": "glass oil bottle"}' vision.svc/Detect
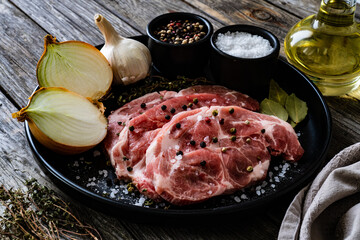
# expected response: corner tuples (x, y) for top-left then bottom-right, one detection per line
(284, 0), (360, 96)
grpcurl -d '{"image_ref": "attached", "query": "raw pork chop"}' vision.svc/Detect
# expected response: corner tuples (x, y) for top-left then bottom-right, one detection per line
(103, 90), (177, 153)
(104, 85), (259, 156)
(144, 106), (304, 205)
(111, 92), (259, 199)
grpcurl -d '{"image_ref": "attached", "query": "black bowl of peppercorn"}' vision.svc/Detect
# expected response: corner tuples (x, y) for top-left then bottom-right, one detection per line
(147, 12), (213, 78)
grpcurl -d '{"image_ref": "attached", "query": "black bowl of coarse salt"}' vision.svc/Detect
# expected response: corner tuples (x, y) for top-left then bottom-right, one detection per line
(146, 12), (213, 78)
(210, 25), (280, 98)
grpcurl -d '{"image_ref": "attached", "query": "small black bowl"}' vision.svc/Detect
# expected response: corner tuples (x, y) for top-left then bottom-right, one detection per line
(210, 25), (280, 97)
(147, 12), (213, 78)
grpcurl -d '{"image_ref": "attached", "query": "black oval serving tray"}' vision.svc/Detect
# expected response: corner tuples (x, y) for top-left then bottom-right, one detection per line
(25, 35), (332, 223)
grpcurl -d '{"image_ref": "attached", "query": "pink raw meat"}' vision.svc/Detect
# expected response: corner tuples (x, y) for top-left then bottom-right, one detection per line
(144, 106), (304, 205)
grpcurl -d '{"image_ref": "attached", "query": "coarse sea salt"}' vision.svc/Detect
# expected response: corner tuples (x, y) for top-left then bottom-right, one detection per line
(215, 31), (274, 58)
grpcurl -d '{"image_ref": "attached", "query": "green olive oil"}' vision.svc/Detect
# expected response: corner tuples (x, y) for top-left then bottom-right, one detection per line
(284, 0), (360, 96)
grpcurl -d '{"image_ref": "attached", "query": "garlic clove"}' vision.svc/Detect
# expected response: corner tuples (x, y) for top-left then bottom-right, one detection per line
(12, 87), (108, 155)
(94, 14), (152, 85)
(36, 35), (113, 100)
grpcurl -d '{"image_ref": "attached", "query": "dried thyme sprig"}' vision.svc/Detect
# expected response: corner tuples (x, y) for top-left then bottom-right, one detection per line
(0, 178), (102, 240)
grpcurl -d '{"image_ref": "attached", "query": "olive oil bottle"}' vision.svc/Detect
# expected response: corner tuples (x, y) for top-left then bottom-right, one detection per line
(284, 0), (360, 96)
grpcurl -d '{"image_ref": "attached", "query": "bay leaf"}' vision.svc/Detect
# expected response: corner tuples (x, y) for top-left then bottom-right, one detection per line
(269, 79), (288, 106)
(260, 98), (289, 121)
(285, 93), (308, 124)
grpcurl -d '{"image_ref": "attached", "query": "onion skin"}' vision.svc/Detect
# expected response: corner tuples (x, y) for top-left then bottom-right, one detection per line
(13, 87), (107, 155)
(36, 35), (113, 100)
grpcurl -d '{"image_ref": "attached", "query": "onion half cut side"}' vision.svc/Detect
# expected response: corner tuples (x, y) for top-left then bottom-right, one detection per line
(13, 87), (108, 155)
(36, 35), (113, 100)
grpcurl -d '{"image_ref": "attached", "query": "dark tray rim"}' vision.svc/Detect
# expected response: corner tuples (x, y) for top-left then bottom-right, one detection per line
(24, 35), (332, 220)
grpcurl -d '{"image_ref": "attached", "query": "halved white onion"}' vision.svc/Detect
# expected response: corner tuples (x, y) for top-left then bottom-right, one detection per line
(13, 87), (107, 155)
(36, 35), (113, 100)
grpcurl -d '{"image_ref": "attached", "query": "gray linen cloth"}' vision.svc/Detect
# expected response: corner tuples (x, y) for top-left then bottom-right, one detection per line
(278, 142), (360, 240)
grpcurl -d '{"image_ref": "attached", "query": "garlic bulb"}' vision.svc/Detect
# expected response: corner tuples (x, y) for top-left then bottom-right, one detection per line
(94, 14), (152, 85)
(12, 87), (108, 155)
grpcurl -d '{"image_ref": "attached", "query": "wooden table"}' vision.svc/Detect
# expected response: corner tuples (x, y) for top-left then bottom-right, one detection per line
(1, 0), (359, 239)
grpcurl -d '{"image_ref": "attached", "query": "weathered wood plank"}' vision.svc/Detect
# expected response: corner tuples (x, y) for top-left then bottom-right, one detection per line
(0, 0), (44, 108)
(266, 0), (360, 20)
(95, 0), (224, 31)
(10, 0), (140, 45)
(0, 0), (142, 108)
(182, 0), (300, 57)
(0, 77), (135, 240)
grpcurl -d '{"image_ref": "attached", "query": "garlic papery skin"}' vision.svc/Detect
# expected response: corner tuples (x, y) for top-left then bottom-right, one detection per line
(36, 35), (113, 100)
(94, 14), (152, 85)
(12, 87), (108, 155)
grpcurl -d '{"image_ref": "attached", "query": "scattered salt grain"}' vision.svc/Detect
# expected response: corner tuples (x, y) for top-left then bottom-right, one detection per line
(175, 154), (183, 160)
(274, 166), (279, 171)
(212, 98), (217, 103)
(274, 176), (280, 182)
(76, 176), (80, 180)
(261, 189), (265, 194)
(79, 156), (85, 161)
(234, 196), (241, 203)
(135, 197), (146, 206)
(170, 158), (176, 163)
(256, 190), (261, 196)
(204, 136), (209, 142)
(175, 145), (180, 150)
(240, 194), (248, 200)
(73, 161), (79, 167)
(271, 184), (276, 188)
(208, 190), (213, 195)
(215, 31), (274, 58)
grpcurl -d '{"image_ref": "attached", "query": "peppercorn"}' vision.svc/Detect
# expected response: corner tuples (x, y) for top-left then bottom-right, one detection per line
(229, 108), (234, 114)
(170, 108), (176, 114)
(200, 160), (206, 166)
(261, 129), (266, 133)
(117, 121), (122, 125)
(230, 128), (236, 134)
(182, 105), (187, 110)
(230, 136), (236, 141)
(188, 102), (193, 108)
(200, 141), (206, 148)
(154, 19), (206, 44)
(116, 132), (120, 136)
(165, 115), (171, 120)
(161, 105), (167, 110)
(212, 109), (218, 116)
(193, 98), (198, 104)
(221, 147), (227, 153)
(246, 138), (251, 143)
(123, 156), (129, 161)
(175, 123), (181, 129)
(129, 126), (134, 131)
(176, 151), (183, 156)
(127, 167), (133, 172)
(141, 103), (146, 108)
(212, 137), (218, 143)
(190, 140), (196, 145)
(219, 118), (225, 125)
(205, 117), (211, 123)
(247, 166), (253, 172)
(245, 120), (250, 125)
